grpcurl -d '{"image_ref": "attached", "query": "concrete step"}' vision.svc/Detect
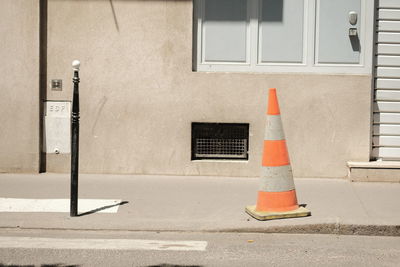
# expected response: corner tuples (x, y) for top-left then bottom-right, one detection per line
(348, 161), (400, 182)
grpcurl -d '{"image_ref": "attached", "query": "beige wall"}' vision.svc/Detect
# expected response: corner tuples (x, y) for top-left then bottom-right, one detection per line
(0, 1), (40, 172)
(44, 0), (372, 178)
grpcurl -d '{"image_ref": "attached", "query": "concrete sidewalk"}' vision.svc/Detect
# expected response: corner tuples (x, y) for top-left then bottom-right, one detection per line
(0, 173), (399, 236)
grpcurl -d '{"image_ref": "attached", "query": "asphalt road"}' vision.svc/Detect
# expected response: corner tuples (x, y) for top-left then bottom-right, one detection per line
(0, 229), (399, 267)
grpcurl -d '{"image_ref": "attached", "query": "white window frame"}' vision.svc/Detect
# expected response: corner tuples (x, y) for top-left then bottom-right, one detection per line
(194, 0), (374, 74)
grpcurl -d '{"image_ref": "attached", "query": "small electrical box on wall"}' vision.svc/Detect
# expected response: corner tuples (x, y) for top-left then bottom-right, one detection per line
(51, 79), (63, 91)
(43, 101), (71, 154)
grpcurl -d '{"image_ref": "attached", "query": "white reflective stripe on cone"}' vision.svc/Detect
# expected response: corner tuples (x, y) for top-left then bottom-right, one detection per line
(259, 165), (295, 192)
(264, 115), (285, 141)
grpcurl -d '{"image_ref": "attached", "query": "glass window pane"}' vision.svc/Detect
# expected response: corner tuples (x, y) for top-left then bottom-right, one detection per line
(203, 0), (247, 62)
(317, 0), (360, 64)
(260, 0), (304, 63)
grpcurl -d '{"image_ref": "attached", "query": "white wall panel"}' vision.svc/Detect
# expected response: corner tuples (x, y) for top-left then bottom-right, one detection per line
(260, 0), (304, 63)
(317, 0), (360, 64)
(203, 0), (248, 62)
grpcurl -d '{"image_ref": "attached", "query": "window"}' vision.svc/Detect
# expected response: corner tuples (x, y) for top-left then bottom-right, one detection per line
(194, 0), (373, 74)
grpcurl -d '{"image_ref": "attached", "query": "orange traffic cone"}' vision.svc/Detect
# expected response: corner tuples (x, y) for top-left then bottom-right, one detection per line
(246, 88), (310, 220)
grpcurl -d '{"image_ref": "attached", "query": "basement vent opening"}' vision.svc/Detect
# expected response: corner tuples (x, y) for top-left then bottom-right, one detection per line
(191, 123), (249, 160)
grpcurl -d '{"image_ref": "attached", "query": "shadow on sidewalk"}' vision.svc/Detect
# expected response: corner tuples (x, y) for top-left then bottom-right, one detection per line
(0, 264), (79, 267)
(145, 265), (202, 267)
(77, 201), (129, 217)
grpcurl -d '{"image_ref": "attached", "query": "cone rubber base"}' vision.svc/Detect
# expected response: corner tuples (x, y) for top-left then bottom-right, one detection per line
(245, 205), (311, 221)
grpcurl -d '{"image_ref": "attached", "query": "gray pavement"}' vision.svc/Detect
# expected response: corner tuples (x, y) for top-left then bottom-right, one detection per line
(0, 173), (399, 236)
(2, 230), (400, 267)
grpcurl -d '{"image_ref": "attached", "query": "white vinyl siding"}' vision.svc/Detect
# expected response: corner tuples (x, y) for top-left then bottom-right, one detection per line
(374, 113), (400, 123)
(376, 79), (400, 88)
(378, 33), (400, 44)
(373, 0), (400, 160)
(379, 0), (400, 8)
(377, 56), (400, 66)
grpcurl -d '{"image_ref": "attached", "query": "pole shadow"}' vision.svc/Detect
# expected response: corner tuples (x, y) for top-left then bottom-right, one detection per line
(77, 201), (129, 217)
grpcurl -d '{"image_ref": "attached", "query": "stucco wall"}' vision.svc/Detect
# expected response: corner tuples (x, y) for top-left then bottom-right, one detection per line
(45, 0), (372, 178)
(0, 1), (40, 172)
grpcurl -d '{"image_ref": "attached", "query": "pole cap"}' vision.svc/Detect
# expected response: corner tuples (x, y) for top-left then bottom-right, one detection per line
(72, 60), (81, 71)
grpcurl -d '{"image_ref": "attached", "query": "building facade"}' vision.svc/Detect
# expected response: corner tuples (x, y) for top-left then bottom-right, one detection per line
(1, 0), (399, 181)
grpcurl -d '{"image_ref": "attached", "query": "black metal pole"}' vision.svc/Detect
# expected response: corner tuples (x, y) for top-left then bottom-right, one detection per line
(70, 60), (80, 217)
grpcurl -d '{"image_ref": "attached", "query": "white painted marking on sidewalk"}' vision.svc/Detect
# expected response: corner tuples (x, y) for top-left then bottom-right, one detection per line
(0, 198), (122, 213)
(0, 237), (207, 251)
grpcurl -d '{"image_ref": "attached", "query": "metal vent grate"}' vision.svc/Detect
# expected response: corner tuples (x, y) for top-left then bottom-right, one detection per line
(192, 123), (249, 160)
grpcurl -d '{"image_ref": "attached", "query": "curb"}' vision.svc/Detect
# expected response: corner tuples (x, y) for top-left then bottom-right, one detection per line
(1, 224), (399, 237)
(218, 224), (400, 237)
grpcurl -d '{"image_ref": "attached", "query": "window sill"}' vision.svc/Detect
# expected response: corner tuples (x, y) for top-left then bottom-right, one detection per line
(195, 64), (372, 75)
